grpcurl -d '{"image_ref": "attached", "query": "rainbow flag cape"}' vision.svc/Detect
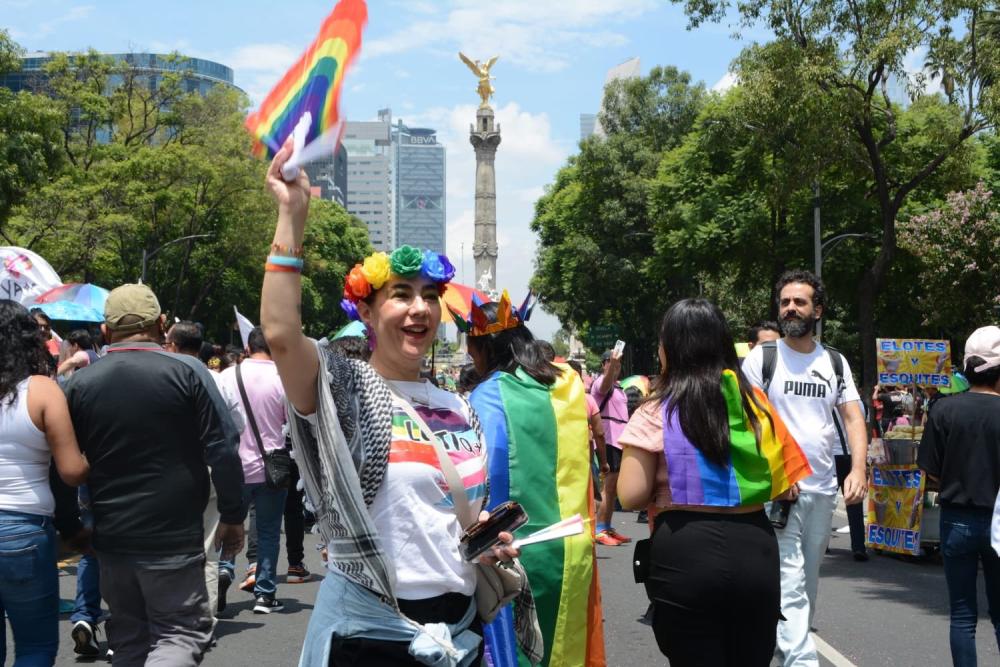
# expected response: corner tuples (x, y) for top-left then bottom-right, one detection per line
(245, 0), (366, 159)
(470, 366), (605, 667)
(663, 370), (812, 506)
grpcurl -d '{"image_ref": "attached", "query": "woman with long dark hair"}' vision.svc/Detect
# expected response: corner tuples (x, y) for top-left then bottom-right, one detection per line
(0, 300), (89, 665)
(464, 296), (605, 666)
(617, 298), (811, 666)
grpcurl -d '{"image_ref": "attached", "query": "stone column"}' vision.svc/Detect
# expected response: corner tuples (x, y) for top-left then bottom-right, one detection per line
(470, 106), (500, 295)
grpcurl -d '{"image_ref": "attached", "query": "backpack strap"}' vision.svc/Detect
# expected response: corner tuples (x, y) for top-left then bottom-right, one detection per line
(761, 341), (778, 394)
(822, 345), (849, 456)
(824, 345), (846, 397)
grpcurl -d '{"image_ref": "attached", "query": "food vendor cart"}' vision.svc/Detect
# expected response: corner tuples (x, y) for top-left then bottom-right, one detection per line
(867, 339), (952, 556)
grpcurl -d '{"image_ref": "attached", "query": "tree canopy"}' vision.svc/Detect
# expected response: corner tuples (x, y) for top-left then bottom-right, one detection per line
(2, 45), (370, 341)
(671, 0), (1000, 390)
(530, 67), (706, 371)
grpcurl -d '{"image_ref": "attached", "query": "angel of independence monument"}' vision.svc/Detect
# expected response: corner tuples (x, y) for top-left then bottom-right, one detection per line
(459, 53), (501, 297)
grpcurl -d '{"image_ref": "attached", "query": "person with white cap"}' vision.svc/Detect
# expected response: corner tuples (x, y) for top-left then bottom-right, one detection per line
(918, 325), (1000, 667)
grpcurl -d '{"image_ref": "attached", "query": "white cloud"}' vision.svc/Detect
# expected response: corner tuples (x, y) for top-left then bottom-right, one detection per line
(712, 71), (737, 93)
(10, 3), (94, 41)
(400, 101), (568, 339)
(219, 42), (300, 105)
(367, 0), (654, 73)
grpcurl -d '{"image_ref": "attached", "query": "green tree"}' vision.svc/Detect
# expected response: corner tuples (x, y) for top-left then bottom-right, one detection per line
(531, 66), (706, 372)
(675, 0), (1000, 391)
(550, 328), (571, 358)
(4, 48), (370, 339)
(0, 31), (64, 230)
(899, 182), (1000, 337)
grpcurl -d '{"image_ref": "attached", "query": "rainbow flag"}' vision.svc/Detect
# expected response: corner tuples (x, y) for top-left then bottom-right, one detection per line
(663, 369), (811, 506)
(471, 366), (605, 667)
(245, 0), (366, 158)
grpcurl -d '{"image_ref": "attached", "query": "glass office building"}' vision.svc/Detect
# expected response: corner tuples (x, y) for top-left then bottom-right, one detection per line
(343, 109), (394, 251)
(305, 144), (348, 208)
(0, 52), (239, 96)
(393, 120), (446, 254)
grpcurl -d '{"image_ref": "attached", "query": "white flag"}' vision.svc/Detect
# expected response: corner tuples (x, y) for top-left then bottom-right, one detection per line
(233, 306), (255, 350)
(0, 247), (62, 305)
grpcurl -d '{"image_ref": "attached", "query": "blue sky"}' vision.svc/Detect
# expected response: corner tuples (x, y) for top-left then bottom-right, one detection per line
(4, 0), (755, 340)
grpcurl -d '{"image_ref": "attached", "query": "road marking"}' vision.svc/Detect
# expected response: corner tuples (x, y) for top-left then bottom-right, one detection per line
(812, 633), (857, 667)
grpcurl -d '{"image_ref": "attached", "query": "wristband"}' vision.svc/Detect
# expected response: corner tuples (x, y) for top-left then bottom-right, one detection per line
(270, 242), (303, 257)
(264, 262), (302, 273)
(266, 255), (305, 269)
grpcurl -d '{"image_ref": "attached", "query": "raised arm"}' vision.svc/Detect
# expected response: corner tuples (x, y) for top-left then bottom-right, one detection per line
(260, 137), (319, 415)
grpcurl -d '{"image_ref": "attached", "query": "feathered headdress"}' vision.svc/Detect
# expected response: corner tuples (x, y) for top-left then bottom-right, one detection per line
(449, 290), (537, 337)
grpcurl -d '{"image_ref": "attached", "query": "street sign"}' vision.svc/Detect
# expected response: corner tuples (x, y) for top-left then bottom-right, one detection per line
(584, 324), (619, 351)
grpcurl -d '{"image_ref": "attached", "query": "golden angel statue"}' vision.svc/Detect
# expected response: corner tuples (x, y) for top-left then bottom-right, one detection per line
(459, 53), (499, 108)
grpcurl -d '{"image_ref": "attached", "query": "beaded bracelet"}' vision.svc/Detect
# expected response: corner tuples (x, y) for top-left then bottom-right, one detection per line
(270, 242), (303, 257)
(266, 255), (305, 269)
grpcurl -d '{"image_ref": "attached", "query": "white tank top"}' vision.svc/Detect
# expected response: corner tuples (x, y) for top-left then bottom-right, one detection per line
(0, 378), (54, 516)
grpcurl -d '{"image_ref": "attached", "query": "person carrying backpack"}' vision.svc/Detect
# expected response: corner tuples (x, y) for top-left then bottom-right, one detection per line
(742, 270), (869, 667)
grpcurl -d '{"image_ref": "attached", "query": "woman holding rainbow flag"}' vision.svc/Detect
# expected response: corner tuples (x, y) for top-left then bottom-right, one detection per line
(461, 293), (605, 667)
(617, 298), (811, 666)
(260, 137), (533, 666)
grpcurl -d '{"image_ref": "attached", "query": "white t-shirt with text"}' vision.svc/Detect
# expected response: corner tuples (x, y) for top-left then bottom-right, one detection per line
(742, 340), (860, 495)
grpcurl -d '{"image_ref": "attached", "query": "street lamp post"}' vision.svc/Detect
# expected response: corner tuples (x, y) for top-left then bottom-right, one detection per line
(814, 224), (878, 339)
(140, 234), (214, 283)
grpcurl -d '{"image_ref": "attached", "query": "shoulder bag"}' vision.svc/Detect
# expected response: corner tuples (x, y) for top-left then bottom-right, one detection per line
(387, 386), (523, 623)
(236, 363), (292, 490)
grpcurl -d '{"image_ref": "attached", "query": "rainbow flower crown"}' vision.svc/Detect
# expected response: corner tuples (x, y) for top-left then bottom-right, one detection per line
(449, 289), (537, 337)
(340, 245), (455, 321)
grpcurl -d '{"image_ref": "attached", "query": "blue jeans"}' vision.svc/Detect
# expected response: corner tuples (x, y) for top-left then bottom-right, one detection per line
(71, 485), (102, 625)
(0, 510), (59, 666)
(219, 483), (286, 597)
(941, 506), (1000, 667)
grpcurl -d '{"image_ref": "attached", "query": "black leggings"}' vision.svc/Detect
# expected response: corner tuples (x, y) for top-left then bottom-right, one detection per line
(645, 510), (780, 667)
(284, 462), (305, 566)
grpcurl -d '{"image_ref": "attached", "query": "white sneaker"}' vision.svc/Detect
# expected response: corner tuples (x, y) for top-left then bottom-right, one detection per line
(71, 620), (100, 658)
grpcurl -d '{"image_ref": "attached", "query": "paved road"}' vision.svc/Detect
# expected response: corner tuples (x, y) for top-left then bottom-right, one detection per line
(12, 511), (1000, 665)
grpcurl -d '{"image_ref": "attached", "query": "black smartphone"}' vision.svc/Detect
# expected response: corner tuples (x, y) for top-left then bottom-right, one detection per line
(459, 500), (529, 562)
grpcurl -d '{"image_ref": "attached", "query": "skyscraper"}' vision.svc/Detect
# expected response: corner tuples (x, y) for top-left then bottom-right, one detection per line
(305, 144), (348, 208)
(580, 57), (641, 140)
(343, 110), (394, 251)
(393, 119), (446, 254)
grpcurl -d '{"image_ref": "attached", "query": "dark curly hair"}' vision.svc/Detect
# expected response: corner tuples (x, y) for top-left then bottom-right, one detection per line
(774, 270), (826, 309)
(0, 300), (52, 406)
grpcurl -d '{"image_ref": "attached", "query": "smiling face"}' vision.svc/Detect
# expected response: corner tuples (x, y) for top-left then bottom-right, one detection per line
(357, 274), (441, 380)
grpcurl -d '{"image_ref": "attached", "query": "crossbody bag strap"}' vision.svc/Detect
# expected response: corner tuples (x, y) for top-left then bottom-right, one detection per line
(386, 385), (476, 530)
(235, 363), (268, 461)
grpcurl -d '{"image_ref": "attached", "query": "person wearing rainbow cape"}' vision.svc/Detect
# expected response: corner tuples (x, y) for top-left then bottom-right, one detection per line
(260, 139), (535, 667)
(456, 291), (606, 667)
(617, 298), (812, 667)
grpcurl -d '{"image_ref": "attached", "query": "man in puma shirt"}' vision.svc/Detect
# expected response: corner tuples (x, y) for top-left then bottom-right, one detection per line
(742, 270), (868, 667)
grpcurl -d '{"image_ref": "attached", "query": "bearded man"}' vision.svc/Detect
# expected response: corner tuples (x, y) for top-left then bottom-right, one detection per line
(741, 270), (869, 667)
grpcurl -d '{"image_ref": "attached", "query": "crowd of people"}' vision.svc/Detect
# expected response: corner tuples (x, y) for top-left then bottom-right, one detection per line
(1, 138), (999, 667)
